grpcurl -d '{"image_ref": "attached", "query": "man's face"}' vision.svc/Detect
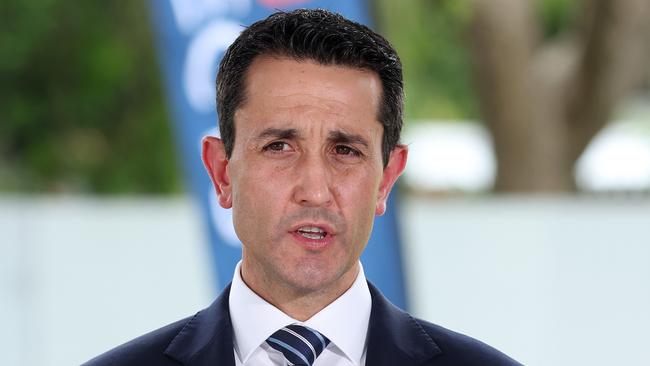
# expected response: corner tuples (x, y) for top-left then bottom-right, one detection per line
(204, 56), (406, 296)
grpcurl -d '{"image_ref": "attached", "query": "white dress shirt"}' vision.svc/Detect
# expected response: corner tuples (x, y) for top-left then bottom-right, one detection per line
(229, 261), (372, 366)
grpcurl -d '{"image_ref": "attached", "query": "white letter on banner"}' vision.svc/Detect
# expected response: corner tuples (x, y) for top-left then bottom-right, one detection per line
(183, 20), (242, 114)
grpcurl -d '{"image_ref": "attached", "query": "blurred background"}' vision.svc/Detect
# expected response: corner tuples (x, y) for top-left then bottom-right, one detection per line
(2, 0), (650, 365)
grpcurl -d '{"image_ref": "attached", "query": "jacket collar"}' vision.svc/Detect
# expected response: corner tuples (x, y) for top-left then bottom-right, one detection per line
(366, 282), (442, 365)
(164, 284), (235, 365)
(163, 281), (442, 365)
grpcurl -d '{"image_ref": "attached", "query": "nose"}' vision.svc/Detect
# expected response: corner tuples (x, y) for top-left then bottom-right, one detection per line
(292, 153), (334, 207)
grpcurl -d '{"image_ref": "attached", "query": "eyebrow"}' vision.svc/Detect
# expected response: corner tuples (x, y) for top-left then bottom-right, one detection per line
(255, 128), (299, 141)
(253, 127), (369, 148)
(328, 130), (369, 149)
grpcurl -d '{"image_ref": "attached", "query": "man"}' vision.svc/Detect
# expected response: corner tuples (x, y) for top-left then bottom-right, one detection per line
(85, 9), (521, 366)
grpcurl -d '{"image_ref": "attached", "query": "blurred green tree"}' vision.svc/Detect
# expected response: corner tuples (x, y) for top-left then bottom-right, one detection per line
(0, 0), (181, 194)
(376, 0), (478, 121)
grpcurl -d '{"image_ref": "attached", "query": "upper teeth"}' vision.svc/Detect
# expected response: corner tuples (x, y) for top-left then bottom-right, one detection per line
(299, 226), (325, 233)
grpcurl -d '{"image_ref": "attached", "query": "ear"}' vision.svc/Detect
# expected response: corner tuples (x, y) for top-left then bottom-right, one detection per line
(375, 145), (408, 216)
(202, 136), (233, 209)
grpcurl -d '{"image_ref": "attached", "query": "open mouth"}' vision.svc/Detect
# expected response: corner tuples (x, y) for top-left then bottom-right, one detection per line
(296, 226), (328, 240)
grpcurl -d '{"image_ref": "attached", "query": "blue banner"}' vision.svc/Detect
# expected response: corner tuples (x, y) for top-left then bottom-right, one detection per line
(149, 0), (408, 309)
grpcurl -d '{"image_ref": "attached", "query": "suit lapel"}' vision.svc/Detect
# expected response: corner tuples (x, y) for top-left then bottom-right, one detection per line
(164, 284), (235, 366)
(366, 282), (442, 365)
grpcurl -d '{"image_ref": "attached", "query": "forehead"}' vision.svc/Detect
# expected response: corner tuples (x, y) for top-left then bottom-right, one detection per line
(235, 56), (383, 135)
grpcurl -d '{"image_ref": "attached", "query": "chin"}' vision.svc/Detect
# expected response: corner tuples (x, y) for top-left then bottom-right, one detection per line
(282, 260), (352, 292)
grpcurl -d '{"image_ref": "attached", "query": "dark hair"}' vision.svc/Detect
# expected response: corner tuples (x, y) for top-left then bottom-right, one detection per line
(216, 8), (403, 167)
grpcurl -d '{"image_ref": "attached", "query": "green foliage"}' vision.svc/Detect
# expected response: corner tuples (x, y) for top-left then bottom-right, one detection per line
(0, 0), (182, 193)
(537, 0), (579, 39)
(375, 0), (477, 121)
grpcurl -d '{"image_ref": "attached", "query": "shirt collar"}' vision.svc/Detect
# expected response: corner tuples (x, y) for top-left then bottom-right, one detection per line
(304, 263), (371, 364)
(229, 261), (295, 363)
(228, 261), (371, 365)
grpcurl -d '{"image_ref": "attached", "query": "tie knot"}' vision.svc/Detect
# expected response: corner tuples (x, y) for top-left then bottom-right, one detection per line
(266, 324), (331, 366)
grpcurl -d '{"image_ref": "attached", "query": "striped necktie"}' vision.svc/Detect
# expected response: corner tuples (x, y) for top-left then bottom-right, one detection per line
(266, 324), (331, 366)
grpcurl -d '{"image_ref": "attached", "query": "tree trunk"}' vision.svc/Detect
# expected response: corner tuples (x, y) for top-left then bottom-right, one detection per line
(467, 0), (650, 193)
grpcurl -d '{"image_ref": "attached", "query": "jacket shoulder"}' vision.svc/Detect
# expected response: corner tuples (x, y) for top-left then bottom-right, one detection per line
(415, 318), (523, 366)
(82, 316), (192, 366)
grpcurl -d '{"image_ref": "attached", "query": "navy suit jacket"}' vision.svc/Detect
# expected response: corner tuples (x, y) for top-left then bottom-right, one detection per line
(84, 282), (522, 365)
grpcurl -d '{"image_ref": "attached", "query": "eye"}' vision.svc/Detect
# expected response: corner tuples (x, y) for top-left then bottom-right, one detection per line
(334, 145), (361, 156)
(263, 141), (291, 152)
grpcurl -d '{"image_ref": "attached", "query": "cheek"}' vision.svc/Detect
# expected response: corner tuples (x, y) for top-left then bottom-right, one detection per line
(231, 165), (288, 226)
(338, 169), (381, 205)
(337, 172), (381, 235)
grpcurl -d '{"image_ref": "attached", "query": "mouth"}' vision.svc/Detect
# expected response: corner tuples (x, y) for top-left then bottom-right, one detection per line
(295, 225), (328, 240)
(288, 222), (336, 249)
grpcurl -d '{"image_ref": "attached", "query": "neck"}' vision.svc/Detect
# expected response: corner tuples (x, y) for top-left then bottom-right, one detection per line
(240, 261), (359, 321)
